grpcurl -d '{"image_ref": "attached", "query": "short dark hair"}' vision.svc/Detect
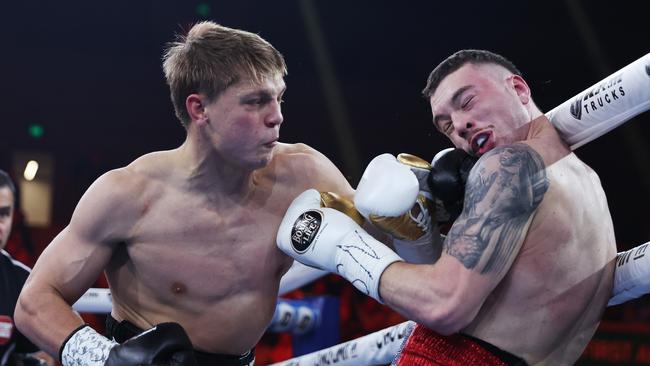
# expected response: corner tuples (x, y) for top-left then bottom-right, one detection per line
(0, 170), (16, 203)
(422, 49), (522, 98)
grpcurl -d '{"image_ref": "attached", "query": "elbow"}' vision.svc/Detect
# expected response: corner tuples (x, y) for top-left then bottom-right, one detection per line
(14, 293), (32, 333)
(14, 286), (41, 335)
(417, 300), (477, 336)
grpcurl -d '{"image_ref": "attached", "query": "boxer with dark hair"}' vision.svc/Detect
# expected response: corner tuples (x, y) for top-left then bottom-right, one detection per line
(278, 50), (616, 365)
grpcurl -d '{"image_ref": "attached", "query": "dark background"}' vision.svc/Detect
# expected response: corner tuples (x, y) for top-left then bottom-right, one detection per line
(0, 1), (648, 252)
(1, 1), (649, 364)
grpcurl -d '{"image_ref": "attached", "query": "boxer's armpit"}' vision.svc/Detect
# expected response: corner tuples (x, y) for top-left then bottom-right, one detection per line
(444, 144), (549, 274)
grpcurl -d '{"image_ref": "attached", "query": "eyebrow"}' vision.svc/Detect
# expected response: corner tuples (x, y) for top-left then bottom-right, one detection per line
(240, 85), (287, 101)
(432, 85), (474, 129)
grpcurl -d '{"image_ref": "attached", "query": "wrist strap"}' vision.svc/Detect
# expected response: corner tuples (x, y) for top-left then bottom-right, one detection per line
(336, 229), (403, 303)
(59, 324), (88, 362)
(392, 224), (442, 264)
(60, 325), (118, 366)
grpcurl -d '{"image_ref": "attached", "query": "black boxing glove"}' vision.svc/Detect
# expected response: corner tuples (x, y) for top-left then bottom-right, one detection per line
(428, 148), (478, 225)
(106, 323), (197, 366)
(60, 323), (197, 366)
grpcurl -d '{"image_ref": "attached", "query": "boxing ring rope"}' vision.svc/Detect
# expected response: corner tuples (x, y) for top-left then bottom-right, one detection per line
(546, 52), (650, 150)
(72, 52), (649, 365)
(268, 321), (415, 366)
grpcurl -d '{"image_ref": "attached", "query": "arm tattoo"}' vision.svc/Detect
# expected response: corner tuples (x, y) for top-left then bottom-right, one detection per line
(445, 144), (549, 274)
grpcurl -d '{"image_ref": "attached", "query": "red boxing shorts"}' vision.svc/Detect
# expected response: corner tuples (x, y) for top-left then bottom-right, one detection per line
(393, 324), (527, 366)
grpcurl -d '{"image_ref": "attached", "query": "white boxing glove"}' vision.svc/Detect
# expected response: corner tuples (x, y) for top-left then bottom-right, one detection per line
(355, 153), (441, 264)
(609, 242), (650, 306)
(355, 154), (420, 218)
(277, 189), (403, 302)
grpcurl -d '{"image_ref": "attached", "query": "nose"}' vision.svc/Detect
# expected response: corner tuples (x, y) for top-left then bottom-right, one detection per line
(451, 113), (474, 139)
(265, 101), (283, 128)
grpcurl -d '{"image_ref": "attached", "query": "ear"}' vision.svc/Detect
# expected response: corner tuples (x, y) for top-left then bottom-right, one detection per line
(186, 94), (208, 125)
(510, 75), (531, 105)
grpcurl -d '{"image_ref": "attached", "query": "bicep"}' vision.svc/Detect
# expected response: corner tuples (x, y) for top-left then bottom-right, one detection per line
(29, 225), (114, 303)
(27, 171), (135, 302)
(443, 144), (549, 293)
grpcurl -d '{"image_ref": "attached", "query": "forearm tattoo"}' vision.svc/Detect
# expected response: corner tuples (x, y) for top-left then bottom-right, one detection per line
(445, 144), (549, 274)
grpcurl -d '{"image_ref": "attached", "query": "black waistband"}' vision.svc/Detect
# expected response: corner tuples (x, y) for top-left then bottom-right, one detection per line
(462, 333), (528, 366)
(106, 314), (255, 366)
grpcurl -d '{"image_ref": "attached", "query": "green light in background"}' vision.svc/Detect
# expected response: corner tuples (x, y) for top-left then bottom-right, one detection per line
(196, 3), (211, 18)
(28, 124), (44, 139)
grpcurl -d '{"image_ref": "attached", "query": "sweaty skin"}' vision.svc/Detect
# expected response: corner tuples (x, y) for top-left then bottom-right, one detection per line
(15, 75), (354, 358)
(462, 118), (615, 364)
(380, 62), (616, 365)
(105, 143), (351, 353)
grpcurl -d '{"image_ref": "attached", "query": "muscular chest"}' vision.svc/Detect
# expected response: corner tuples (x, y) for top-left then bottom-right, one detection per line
(119, 192), (293, 297)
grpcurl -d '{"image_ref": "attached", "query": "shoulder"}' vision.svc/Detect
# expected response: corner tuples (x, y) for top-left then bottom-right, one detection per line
(70, 157), (163, 233)
(270, 143), (353, 196)
(80, 166), (150, 208)
(273, 142), (325, 163)
(446, 144), (550, 274)
(86, 150), (173, 203)
(466, 143), (549, 211)
(271, 143), (332, 176)
(472, 143), (547, 179)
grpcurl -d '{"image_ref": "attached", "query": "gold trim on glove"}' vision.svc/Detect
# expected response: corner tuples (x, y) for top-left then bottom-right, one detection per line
(320, 191), (365, 226)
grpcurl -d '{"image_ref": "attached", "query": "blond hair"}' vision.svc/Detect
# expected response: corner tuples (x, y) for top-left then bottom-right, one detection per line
(163, 21), (287, 127)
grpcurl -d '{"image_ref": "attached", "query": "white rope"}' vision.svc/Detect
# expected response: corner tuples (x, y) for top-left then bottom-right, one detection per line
(268, 321), (415, 366)
(73, 287), (111, 313)
(547, 53), (650, 150)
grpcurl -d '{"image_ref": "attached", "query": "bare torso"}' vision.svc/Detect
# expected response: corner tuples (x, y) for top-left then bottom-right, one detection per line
(105, 143), (338, 354)
(464, 118), (616, 365)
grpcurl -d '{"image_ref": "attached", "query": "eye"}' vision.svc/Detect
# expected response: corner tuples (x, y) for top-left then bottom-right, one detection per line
(444, 122), (454, 134)
(461, 96), (474, 110)
(439, 120), (453, 135)
(245, 96), (272, 106)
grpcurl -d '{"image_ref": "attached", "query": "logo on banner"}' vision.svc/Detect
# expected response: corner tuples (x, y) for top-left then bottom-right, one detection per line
(314, 342), (358, 365)
(571, 73), (626, 120)
(570, 97), (583, 120)
(0, 315), (14, 345)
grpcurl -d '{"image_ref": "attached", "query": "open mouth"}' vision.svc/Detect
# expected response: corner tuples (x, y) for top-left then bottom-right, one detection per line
(471, 131), (492, 155)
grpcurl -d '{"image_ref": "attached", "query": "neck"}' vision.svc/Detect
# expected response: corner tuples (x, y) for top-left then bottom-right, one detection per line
(510, 106), (545, 143)
(175, 132), (258, 204)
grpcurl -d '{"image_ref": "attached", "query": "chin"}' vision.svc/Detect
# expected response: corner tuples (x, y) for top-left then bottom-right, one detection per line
(256, 158), (272, 169)
(248, 155), (272, 170)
